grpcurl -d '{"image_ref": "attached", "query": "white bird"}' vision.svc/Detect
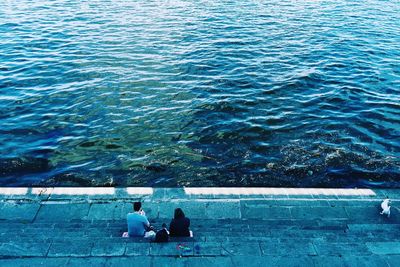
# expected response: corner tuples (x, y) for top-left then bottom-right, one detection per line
(380, 199), (391, 217)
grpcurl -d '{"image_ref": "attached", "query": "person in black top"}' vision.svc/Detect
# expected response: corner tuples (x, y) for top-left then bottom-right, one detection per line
(169, 208), (191, 237)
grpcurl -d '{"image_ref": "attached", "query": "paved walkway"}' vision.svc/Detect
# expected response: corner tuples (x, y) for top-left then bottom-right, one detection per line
(0, 187), (400, 266)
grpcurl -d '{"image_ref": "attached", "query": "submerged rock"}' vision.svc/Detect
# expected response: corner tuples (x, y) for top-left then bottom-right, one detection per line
(145, 163), (167, 172)
(79, 141), (97, 147)
(105, 144), (122, 149)
(0, 157), (50, 176)
(283, 165), (310, 178)
(44, 173), (92, 186)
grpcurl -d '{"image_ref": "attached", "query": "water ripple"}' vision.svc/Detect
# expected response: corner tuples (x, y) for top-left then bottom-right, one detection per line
(0, 0), (399, 187)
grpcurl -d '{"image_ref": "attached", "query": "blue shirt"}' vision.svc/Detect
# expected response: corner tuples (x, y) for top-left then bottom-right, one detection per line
(127, 212), (149, 237)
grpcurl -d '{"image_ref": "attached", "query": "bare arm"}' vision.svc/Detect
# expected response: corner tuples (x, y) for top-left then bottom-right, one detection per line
(143, 217), (151, 230)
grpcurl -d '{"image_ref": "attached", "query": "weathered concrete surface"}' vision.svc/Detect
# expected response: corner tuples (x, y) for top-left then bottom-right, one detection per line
(0, 187), (400, 266)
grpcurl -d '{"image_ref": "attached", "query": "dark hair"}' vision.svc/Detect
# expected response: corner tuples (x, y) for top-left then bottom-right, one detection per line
(133, 202), (142, 212)
(174, 208), (185, 219)
(162, 223), (167, 228)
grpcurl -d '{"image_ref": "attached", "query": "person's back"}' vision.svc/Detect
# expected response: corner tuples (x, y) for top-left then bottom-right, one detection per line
(169, 208), (191, 237)
(127, 212), (149, 237)
(127, 202), (150, 237)
(155, 223), (169, 243)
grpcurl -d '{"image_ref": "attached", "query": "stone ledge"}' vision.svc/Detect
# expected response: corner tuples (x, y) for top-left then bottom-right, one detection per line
(0, 187), (384, 202)
(0, 187), (399, 266)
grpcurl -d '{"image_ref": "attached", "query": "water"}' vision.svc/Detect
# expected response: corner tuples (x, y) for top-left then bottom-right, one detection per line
(0, 0), (399, 187)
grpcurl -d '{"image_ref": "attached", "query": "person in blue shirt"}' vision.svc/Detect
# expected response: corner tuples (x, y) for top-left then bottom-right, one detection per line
(127, 202), (155, 239)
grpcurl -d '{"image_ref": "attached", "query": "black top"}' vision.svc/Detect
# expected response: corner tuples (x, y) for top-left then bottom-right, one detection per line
(169, 217), (190, 237)
(155, 228), (169, 243)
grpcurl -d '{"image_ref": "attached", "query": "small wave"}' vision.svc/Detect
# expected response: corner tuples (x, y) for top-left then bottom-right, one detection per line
(1, 0), (399, 187)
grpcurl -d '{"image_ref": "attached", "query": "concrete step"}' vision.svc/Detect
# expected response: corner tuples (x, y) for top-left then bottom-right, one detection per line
(0, 219), (355, 230)
(2, 240), (397, 258)
(2, 229), (398, 244)
(3, 221), (398, 237)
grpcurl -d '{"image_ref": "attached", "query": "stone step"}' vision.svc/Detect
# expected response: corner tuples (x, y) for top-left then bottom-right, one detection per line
(0, 255), (395, 267)
(4, 223), (397, 237)
(0, 228), (321, 235)
(0, 218), (353, 225)
(347, 224), (400, 232)
(2, 240), (395, 258)
(0, 221), (356, 231)
(2, 230), (397, 244)
(0, 242), (51, 257)
(0, 237), (385, 245)
(0, 220), (383, 232)
(2, 222), (395, 233)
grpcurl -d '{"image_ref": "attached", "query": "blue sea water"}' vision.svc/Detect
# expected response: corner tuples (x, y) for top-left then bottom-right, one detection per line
(0, 0), (399, 187)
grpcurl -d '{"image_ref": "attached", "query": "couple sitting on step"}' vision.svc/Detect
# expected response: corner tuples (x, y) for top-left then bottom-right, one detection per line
(124, 201), (193, 242)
